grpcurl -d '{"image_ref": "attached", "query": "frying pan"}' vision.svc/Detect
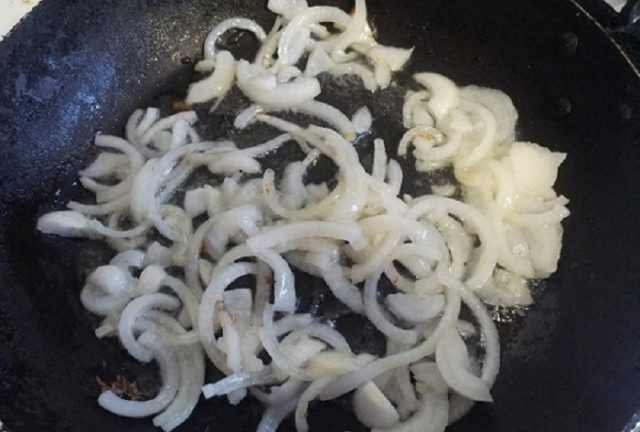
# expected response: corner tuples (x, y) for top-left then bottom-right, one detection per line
(1, 0), (640, 431)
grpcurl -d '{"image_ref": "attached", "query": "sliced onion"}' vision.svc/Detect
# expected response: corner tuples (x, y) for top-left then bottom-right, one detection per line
(237, 60), (321, 109)
(37, 210), (96, 238)
(248, 220), (366, 252)
(353, 381), (400, 429)
(295, 375), (335, 432)
(413, 72), (460, 120)
(330, 62), (377, 91)
(435, 328), (492, 402)
(372, 138), (387, 181)
(204, 18), (267, 59)
(277, 6), (350, 66)
(98, 332), (180, 418)
(257, 395), (299, 432)
(152, 345), (205, 431)
(408, 196), (498, 289)
(398, 125), (444, 157)
(259, 304), (313, 381)
(187, 50), (236, 104)
(321, 264), (364, 313)
(328, 0), (368, 54)
(363, 272), (418, 345)
(367, 45), (414, 72)
(304, 45), (335, 77)
(352, 106), (372, 134)
(385, 292), (445, 324)
(294, 101), (356, 141)
(373, 389), (448, 432)
(37, 3), (571, 431)
(202, 370), (278, 399)
(118, 293), (180, 362)
(320, 282), (461, 400)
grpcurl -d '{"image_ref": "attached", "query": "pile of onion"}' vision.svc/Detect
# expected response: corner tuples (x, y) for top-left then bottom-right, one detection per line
(37, 1), (569, 431)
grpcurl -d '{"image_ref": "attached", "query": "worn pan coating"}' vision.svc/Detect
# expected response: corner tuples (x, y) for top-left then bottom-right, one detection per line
(1, 0), (640, 431)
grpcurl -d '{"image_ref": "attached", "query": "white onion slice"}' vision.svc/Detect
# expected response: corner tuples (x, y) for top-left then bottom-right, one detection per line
(353, 381), (400, 429)
(363, 272), (418, 345)
(202, 370), (278, 399)
(385, 293), (445, 324)
(236, 60), (321, 109)
(414, 72), (460, 120)
(118, 293), (180, 363)
(259, 304), (313, 381)
(435, 328), (493, 402)
(367, 45), (414, 72)
(277, 6), (350, 66)
(320, 282), (461, 400)
(294, 101), (356, 141)
(187, 50), (236, 104)
(37, 210), (96, 238)
(321, 265), (364, 313)
(352, 106), (373, 134)
(373, 389), (448, 432)
(295, 375), (335, 432)
(304, 45), (335, 77)
(152, 345), (205, 432)
(257, 396), (299, 432)
(204, 18), (267, 59)
(98, 332), (180, 417)
(248, 221), (367, 252)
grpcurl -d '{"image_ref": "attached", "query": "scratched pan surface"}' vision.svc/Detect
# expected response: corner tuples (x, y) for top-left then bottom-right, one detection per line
(1, 0), (640, 431)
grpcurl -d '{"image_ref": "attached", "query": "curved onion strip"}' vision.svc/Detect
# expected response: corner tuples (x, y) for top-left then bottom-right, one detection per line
(187, 50), (236, 104)
(247, 221), (366, 252)
(259, 304), (313, 381)
(152, 345), (205, 431)
(373, 389), (448, 432)
(252, 378), (304, 406)
(257, 396), (299, 432)
(293, 101), (356, 141)
(408, 196), (498, 289)
(398, 125), (444, 157)
(118, 293), (180, 363)
(295, 375), (336, 432)
(199, 262), (257, 373)
(68, 195), (130, 216)
(320, 277), (462, 400)
(185, 218), (216, 296)
(262, 169), (342, 220)
(321, 265), (364, 313)
(95, 134), (145, 171)
(438, 270), (500, 389)
(363, 272), (418, 345)
(98, 332), (180, 418)
(255, 18), (283, 67)
(277, 6), (350, 66)
(290, 323), (352, 353)
(454, 100), (498, 170)
(204, 18), (267, 59)
(403, 90), (430, 128)
(435, 329), (492, 401)
(329, 0), (368, 54)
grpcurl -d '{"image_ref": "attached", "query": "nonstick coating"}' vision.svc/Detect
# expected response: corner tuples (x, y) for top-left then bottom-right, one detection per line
(1, 1), (640, 431)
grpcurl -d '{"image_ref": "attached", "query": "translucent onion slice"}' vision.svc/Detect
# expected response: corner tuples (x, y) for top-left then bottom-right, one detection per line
(435, 328), (493, 402)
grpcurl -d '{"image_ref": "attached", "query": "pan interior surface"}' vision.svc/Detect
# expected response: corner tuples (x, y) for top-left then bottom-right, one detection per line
(1, 0), (640, 431)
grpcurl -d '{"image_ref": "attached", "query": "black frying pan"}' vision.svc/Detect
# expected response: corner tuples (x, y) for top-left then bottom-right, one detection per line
(2, 0), (640, 431)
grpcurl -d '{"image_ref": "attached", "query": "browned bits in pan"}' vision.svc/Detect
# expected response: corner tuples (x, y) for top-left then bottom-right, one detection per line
(96, 375), (148, 401)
